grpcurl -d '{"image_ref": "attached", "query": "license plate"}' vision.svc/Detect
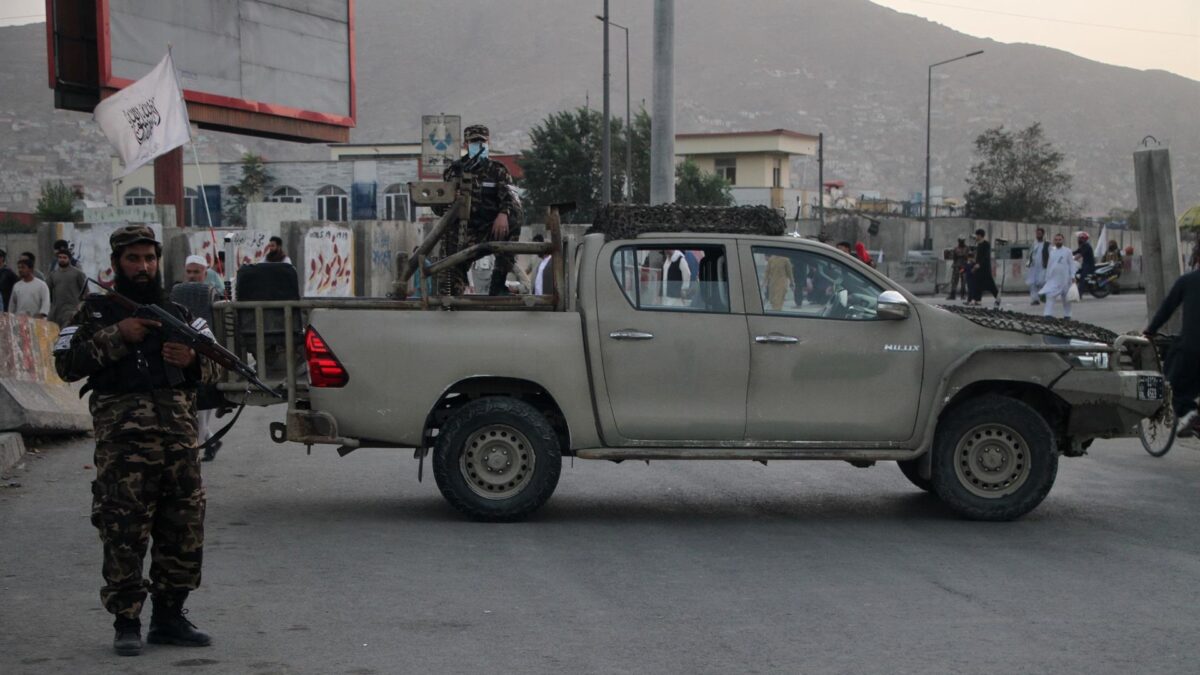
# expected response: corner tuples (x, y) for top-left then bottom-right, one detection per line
(1138, 375), (1165, 401)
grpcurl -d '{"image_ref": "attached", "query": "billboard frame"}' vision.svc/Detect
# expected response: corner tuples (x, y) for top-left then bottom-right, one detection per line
(46, 0), (356, 143)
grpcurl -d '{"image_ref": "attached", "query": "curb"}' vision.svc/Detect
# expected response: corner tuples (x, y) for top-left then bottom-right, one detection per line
(0, 432), (27, 476)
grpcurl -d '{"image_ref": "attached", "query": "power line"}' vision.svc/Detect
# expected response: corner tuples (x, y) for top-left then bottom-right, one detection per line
(899, 0), (1199, 38)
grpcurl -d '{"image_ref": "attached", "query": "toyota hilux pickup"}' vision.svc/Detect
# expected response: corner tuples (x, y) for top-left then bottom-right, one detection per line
(214, 205), (1165, 522)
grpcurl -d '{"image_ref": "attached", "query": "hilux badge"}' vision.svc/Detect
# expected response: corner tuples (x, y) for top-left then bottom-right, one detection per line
(884, 344), (920, 352)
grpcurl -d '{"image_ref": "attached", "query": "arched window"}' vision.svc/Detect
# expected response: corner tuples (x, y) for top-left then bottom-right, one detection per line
(270, 186), (303, 204)
(124, 187), (154, 206)
(383, 184), (410, 221)
(316, 185), (348, 222)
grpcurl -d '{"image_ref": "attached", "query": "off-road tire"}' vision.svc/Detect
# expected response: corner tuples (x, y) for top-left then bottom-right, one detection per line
(931, 395), (1058, 521)
(897, 459), (933, 493)
(432, 397), (562, 522)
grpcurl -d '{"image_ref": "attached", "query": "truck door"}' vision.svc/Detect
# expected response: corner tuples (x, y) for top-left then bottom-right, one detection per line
(739, 243), (924, 442)
(595, 242), (749, 441)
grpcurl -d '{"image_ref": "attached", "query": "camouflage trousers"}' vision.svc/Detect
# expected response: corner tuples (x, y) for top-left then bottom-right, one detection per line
(91, 433), (205, 619)
(442, 222), (521, 295)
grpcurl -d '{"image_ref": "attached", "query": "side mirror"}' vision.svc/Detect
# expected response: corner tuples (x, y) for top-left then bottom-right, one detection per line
(877, 290), (910, 320)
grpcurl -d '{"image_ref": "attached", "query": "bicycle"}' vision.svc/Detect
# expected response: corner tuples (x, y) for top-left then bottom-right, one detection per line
(1138, 333), (1177, 457)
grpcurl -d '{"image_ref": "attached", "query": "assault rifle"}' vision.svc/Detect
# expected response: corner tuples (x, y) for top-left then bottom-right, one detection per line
(87, 278), (283, 399)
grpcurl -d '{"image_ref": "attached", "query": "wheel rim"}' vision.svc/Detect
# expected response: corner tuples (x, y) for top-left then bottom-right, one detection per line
(953, 423), (1032, 498)
(459, 425), (536, 500)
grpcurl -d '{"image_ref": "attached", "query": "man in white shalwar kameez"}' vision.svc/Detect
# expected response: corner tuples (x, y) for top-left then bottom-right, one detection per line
(1040, 233), (1076, 318)
(1025, 227), (1049, 306)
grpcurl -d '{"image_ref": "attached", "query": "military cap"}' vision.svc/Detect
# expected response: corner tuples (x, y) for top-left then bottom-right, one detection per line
(464, 124), (490, 141)
(110, 224), (159, 252)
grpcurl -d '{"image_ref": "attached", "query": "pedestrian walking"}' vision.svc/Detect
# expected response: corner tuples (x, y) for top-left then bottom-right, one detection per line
(971, 229), (1000, 307)
(174, 255), (225, 461)
(1025, 227), (1049, 306)
(9, 257), (51, 318)
(947, 238), (969, 300)
(0, 248), (18, 311)
(48, 248), (87, 326)
(54, 225), (223, 656)
(1040, 233), (1076, 319)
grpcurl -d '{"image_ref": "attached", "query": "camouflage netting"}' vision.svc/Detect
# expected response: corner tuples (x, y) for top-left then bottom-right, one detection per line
(587, 204), (787, 240)
(938, 304), (1120, 344)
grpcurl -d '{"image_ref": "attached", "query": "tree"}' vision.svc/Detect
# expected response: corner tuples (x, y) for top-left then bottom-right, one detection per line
(518, 107), (625, 223)
(34, 180), (80, 222)
(674, 159), (734, 206)
(628, 107), (652, 204)
(964, 123), (1075, 223)
(223, 153), (273, 226)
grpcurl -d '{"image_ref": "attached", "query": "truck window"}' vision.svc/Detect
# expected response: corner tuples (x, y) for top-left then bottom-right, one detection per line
(611, 245), (730, 313)
(751, 246), (883, 320)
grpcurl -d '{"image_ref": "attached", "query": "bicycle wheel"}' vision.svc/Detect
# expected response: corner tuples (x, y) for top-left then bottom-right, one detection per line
(1139, 407), (1176, 458)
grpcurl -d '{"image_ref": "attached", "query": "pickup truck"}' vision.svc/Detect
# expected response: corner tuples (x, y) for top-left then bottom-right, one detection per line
(214, 208), (1165, 523)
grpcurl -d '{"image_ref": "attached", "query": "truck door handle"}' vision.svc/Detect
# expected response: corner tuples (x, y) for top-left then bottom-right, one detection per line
(609, 330), (655, 341)
(755, 334), (799, 344)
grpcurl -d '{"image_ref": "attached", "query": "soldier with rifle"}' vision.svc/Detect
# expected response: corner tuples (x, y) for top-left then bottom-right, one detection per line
(432, 124), (521, 295)
(53, 225), (262, 656)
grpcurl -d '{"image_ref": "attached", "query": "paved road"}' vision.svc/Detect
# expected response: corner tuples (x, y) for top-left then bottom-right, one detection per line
(3, 294), (1199, 674)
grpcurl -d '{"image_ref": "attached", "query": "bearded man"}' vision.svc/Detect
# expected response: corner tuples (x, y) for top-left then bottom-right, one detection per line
(54, 225), (223, 656)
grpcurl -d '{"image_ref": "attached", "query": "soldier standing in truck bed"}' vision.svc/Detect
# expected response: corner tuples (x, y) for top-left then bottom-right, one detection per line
(433, 124), (521, 295)
(54, 225), (223, 656)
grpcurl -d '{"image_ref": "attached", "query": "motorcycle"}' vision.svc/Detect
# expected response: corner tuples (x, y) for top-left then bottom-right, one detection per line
(1078, 261), (1122, 299)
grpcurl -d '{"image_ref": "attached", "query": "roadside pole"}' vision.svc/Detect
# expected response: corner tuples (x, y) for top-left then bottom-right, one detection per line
(1134, 145), (1182, 333)
(650, 0), (674, 205)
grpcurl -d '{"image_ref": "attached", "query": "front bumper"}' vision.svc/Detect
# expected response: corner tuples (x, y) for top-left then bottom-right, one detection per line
(1053, 369), (1165, 437)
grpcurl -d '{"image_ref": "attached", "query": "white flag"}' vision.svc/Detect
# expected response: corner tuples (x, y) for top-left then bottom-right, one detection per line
(94, 52), (191, 178)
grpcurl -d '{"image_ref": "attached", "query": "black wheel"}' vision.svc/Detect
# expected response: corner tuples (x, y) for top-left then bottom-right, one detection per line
(931, 395), (1058, 521)
(432, 397), (562, 522)
(1090, 285), (1111, 299)
(897, 459), (933, 492)
(1139, 394), (1175, 458)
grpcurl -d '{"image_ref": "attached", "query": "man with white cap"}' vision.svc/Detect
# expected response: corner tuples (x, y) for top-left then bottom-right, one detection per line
(178, 255), (224, 461)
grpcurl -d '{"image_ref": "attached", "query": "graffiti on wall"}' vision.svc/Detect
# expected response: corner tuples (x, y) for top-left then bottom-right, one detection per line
(304, 226), (354, 297)
(59, 223), (163, 285)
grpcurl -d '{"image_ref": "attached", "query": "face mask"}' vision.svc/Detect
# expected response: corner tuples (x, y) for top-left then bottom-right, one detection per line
(468, 142), (489, 160)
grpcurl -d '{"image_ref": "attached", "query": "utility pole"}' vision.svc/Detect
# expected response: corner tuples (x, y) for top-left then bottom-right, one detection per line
(650, 0), (674, 205)
(601, 0), (612, 206)
(817, 132), (824, 230)
(924, 50), (983, 249)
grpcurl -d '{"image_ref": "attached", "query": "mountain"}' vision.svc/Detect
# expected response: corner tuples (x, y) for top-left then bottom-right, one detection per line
(2, 0), (1197, 214)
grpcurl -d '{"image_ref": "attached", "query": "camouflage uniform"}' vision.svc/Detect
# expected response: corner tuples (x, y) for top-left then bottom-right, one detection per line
(55, 293), (221, 621)
(432, 125), (521, 295)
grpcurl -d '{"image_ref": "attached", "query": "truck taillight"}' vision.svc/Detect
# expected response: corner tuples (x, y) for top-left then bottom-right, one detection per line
(304, 326), (349, 388)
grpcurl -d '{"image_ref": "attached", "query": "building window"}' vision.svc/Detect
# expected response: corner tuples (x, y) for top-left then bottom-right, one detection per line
(715, 158), (737, 186)
(184, 188), (198, 227)
(124, 187), (154, 206)
(269, 186), (303, 204)
(383, 184), (410, 221)
(772, 158), (782, 188)
(316, 185), (348, 222)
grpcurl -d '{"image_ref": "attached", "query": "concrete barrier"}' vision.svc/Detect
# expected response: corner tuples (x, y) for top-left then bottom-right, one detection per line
(0, 314), (90, 434)
(0, 431), (27, 475)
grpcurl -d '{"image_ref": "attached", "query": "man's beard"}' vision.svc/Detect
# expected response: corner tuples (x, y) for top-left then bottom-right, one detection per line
(266, 249), (284, 263)
(114, 269), (166, 306)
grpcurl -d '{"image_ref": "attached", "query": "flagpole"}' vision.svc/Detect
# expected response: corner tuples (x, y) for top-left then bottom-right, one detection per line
(167, 45), (223, 277)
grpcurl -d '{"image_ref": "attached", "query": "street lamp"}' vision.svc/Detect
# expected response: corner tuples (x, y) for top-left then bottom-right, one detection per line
(596, 14), (632, 201)
(924, 49), (983, 250)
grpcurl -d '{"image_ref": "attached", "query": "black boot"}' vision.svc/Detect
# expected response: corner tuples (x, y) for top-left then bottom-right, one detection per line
(148, 596), (212, 647)
(113, 616), (142, 656)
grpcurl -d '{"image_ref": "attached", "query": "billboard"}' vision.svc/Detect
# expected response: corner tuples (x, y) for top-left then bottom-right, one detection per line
(48, 0), (356, 143)
(421, 114), (461, 179)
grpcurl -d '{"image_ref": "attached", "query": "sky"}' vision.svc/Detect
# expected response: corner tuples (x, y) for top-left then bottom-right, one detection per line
(871, 0), (1199, 81)
(3, 0), (1197, 81)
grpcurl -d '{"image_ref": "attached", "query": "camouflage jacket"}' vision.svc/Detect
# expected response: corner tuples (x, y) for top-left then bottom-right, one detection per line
(54, 295), (222, 442)
(433, 157), (518, 229)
